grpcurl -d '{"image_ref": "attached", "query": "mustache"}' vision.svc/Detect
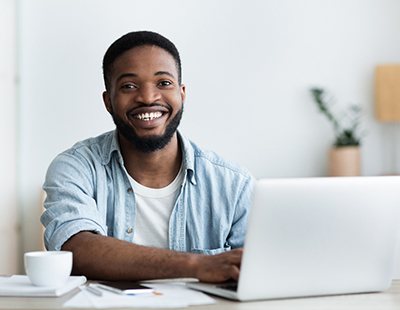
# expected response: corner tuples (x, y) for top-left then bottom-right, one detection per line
(128, 103), (172, 115)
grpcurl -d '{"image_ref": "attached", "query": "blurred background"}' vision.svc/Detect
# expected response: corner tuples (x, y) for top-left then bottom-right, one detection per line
(1, 0), (400, 274)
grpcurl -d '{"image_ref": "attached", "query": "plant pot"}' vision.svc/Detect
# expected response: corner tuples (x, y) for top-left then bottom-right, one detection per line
(328, 146), (361, 176)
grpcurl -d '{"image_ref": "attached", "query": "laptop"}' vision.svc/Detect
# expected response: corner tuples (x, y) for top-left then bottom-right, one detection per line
(188, 176), (400, 301)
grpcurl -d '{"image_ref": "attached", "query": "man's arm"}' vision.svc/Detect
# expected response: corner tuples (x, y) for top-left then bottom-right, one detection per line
(62, 231), (242, 282)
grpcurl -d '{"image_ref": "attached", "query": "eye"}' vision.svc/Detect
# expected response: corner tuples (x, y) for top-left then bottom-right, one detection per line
(121, 83), (137, 90)
(158, 80), (173, 87)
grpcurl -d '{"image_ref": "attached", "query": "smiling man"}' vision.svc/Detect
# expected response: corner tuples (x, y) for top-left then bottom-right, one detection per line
(41, 31), (254, 282)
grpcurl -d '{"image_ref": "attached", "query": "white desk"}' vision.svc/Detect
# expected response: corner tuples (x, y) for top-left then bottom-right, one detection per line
(1, 280), (400, 310)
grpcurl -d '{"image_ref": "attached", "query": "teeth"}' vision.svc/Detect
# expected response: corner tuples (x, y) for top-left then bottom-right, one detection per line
(135, 111), (163, 121)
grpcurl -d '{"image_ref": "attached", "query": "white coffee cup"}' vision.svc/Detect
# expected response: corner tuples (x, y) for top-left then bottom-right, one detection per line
(24, 251), (72, 287)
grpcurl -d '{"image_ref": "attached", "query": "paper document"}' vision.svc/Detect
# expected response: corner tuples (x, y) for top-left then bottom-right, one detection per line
(0, 275), (87, 297)
(64, 281), (215, 308)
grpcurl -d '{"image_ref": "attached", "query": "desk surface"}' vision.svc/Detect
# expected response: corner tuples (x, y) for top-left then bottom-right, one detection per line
(1, 280), (400, 310)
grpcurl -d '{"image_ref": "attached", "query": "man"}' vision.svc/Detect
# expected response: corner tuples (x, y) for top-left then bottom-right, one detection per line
(41, 31), (254, 282)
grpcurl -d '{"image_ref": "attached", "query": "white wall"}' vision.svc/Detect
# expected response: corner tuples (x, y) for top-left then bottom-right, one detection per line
(17, 0), (400, 271)
(0, 0), (19, 274)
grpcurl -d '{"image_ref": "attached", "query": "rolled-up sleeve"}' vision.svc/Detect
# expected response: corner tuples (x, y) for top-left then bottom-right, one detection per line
(41, 151), (107, 251)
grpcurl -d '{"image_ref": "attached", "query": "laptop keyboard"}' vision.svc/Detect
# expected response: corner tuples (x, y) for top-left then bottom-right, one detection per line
(217, 282), (238, 291)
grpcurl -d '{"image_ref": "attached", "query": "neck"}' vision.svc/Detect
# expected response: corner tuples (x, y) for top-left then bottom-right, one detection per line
(118, 132), (182, 188)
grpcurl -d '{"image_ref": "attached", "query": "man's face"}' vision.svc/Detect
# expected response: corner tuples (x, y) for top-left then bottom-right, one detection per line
(103, 45), (186, 152)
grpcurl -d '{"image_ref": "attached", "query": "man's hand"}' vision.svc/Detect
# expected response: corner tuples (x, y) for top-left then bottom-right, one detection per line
(192, 248), (243, 283)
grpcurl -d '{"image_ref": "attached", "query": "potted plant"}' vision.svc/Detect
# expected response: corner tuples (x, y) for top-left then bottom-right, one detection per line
(310, 87), (363, 176)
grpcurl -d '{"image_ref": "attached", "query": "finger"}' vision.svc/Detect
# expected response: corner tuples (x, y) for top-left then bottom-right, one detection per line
(229, 265), (240, 281)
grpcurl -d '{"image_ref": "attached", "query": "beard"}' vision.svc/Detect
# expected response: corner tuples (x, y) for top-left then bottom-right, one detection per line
(111, 106), (183, 153)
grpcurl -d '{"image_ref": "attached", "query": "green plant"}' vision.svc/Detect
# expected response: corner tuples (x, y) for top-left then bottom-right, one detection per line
(310, 88), (362, 147)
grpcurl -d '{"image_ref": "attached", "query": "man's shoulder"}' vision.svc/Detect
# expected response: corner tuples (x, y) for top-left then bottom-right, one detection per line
(57, 130), (116, 164)
(187, 138), (252, 180)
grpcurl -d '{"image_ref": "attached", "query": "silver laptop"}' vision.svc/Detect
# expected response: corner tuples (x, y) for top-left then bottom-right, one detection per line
(188, 176), (400, 301)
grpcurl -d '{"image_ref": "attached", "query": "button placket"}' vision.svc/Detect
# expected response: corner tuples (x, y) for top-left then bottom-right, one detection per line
(126, 186), (135, 238)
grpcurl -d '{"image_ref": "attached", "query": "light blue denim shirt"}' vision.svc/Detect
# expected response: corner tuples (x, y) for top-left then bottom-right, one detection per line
(41, 130), (254, 254)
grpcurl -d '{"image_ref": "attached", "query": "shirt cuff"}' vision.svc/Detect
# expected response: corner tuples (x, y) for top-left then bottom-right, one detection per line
(45, 219), (107, 251)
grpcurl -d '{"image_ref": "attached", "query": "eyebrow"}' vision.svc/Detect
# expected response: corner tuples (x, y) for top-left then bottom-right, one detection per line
(154, 71), (176, 79)
(116, 73), (137, 82)
(116, 71), (176, 82)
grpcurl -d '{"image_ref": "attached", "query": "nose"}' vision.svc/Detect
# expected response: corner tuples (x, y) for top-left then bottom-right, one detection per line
(135, 83), (161, 104)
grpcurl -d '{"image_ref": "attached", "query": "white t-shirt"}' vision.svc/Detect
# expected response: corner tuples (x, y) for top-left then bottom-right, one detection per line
(128, 165), (184, 249)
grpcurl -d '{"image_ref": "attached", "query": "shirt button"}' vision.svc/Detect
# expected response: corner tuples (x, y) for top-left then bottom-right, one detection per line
(126, 227), (133, 234)
(127, 187), (133, 193)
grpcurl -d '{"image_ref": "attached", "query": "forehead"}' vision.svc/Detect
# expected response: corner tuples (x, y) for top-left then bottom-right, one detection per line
(111, 45), (178, 79)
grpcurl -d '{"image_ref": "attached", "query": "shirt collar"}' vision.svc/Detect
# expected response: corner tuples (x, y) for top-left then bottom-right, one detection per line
(102, 130), (197, 185)
(101, 130), (123, 165)
(177, 131), (196, 185)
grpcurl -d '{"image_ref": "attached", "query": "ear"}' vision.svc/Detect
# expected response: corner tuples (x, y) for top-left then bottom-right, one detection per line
(103, 91), (112, 114)
(180, 84), (186, 105)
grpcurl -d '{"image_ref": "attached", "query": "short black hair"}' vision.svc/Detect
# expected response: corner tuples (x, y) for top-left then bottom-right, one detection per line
(102, 31), (182, 90)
